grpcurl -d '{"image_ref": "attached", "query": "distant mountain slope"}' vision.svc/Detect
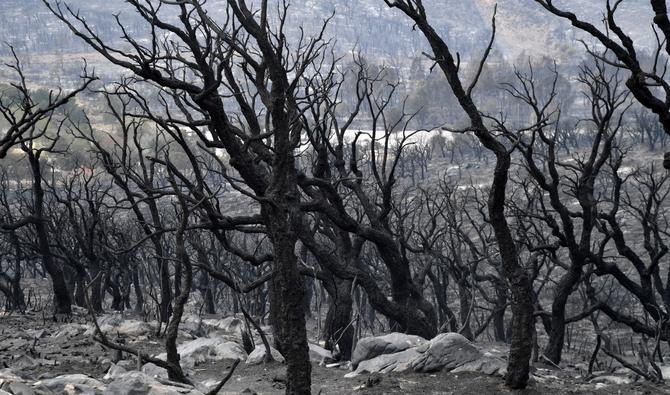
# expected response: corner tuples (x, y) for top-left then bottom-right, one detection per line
(0, 0), (657, 71)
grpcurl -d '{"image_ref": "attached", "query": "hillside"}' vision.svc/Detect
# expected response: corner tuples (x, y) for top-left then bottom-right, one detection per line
(0, 0), (657, 74)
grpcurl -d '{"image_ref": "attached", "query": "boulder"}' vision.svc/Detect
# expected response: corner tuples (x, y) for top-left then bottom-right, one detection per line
(85, 320), (153, 338)
(409, 333), (481, 372)
(104, 364), (129, 381)
(52, 324), (87, 339)
(34, 374), (104, 394)
(150, 337), (246, 370)
(141, 363), (168, 379)
(115, 321), (154, 337)
(351, 333), (426, 369)
(345, 347), (422, 377)
(0, 369), (22, 382)
(246, 346), (285, 365)
(451, 356), (507, 376)
(103, 372), (153, 395)
(10, 355), (38, 370)
(98, 315), (123, 327)
(347, 332), (496, 378)
(104, 371), (204, 395)
(308, 344), (334, 364)
(1, 381), (35, 395)
(177, 337), (247, 367)
(202, 317), (243, 334)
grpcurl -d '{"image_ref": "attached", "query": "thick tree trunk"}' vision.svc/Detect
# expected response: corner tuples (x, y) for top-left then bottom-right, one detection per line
(72, 270), (86, 308)
(377, 246), (437, 338)
(28, 152), (71, 315)
(544, 266), (582, 364)
(266, 207), (311, 394)
(108, 278), (124, 312)
(158, 257), (172, 323)
(493, 286), (508, 342)
(383, 3), (535, 387)
(321, 273), (354, 360)
(11, 235), (26, 311)
(428, 269), (458, 332)
(487, 152), (533, 388)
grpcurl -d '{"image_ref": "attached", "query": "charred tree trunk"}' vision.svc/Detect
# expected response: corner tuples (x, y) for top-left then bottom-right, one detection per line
(493, 285), (508, 342)
(266, 207), (311, 393)
(544, 266), (582, 364)
(10, 234), (26, 311)
(133, 265), (145, 314)
(72, 269), (86, 308)
(377, 245), (437, 338)
(199, 271), (216, 315)
(164, 193), (192, 384)
(428, 269), (458, 332)
(321, 271), (354, 361)
(89, 264), (104, 313)
(457, 280), (474, 341)
(383, 2), (535, 386)
(108, 277), (124, 312)
(28, 151), (71, 315)
(156, 248), (172, 322)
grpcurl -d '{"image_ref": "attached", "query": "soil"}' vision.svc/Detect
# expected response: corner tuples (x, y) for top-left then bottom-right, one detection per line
(1, 311), (669, 394)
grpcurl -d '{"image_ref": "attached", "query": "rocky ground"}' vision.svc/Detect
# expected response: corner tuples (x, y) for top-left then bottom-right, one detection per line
(0, 309), (668, 394)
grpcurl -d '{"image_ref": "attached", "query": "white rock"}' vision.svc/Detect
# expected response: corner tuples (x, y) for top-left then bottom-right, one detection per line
(10, 355), (38, 370)
(104, 364), (129, 380)
(202, 317), (243, 334)
(590, 375), (634, 385)
(141, 363), (168, 379)
(177, 337), (247, 367)
(347, 347), (422, 377)
(117, 321), (154, 337)
(0, 369), (22, 382)
(1, 380), (35, 395)
(409, 333), (481, 372)
(104, 371), (204, 395)
(451, 356), (507, 376)
(245, 346), (285, 365)
(34, 374), (104, 394)
(351, 333), (427, 369)
(309, 344), (334, 364)
(347, 332), (492, 377)
(52, 323), (87, 338)
(85, 320), (153, 338)
(103, 371), (151, 395)
(659, 363), (670, 380)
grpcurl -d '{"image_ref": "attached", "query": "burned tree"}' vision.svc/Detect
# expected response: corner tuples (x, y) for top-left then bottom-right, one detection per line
(382, 1), (534, 388)
(534, 0), (670, 168)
